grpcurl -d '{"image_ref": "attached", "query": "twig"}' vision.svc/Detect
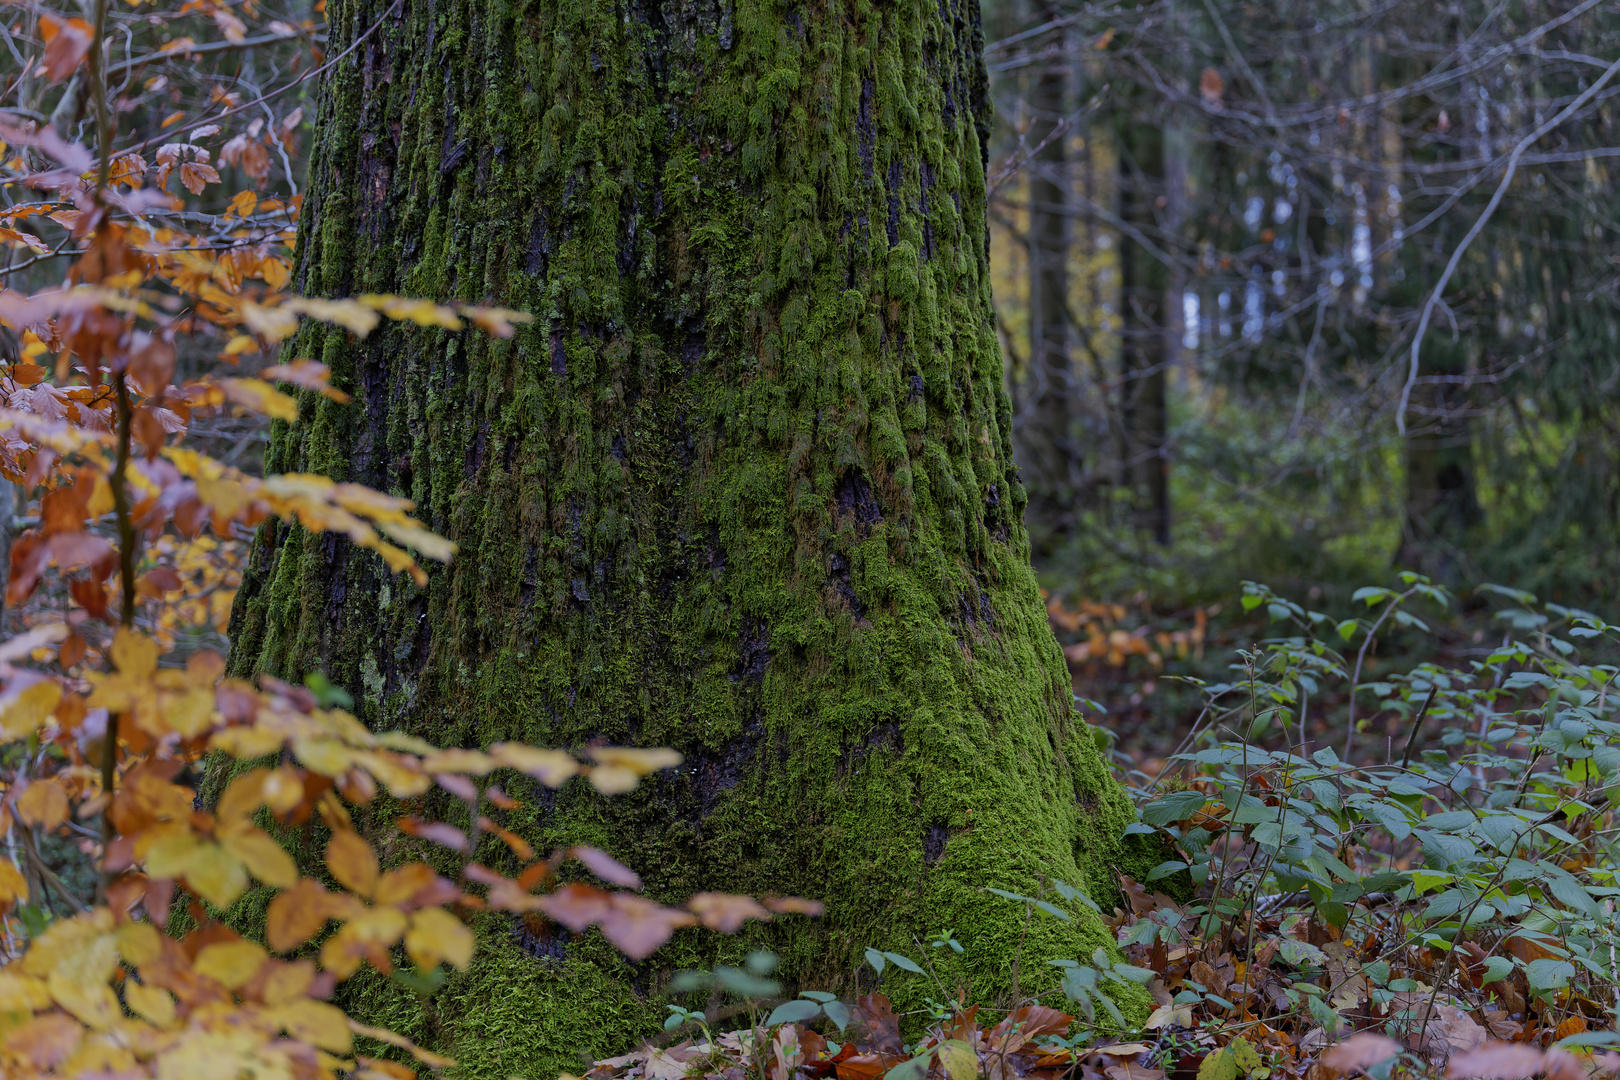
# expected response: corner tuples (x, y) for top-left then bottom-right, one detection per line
(1397, 687), (1439, 770)
(1398, 52), (1620, 435)
(126, 0), (403, 153)
(1344, 587), (1417, 762)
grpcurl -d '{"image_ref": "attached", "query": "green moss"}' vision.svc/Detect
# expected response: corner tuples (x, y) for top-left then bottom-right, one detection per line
(229, 0), (1151, 1073)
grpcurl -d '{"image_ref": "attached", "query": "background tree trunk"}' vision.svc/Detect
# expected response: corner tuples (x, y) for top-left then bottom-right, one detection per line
(229, 0), (1154, 1073)
(1015, 12), (1080, 552)
(1118, 123), (1170, 545)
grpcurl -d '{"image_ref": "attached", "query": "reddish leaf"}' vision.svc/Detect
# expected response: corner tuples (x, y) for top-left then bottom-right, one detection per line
(5, 1013), (83, 1069)
(686, 892), (771, 932)
(1443, 1043), (1547, 1080)
(987, 1006), (1073, 1055)
(835, 1054), (903, 1080)
(851, 994), (903, 1056)
(594, 894), (696, 959)
(763, 895), (825, 916)
(535, 882), (614, 933)
(129, 335), (176, 395)
(569, 846), (641, 890)
(58, 632), (86, 668)
(138, 567), (184, 597)
(397, 817), (470, 853)
(481, 819), (534, 861)
(40, 483), (89, 535)
(37, 14), (92, 83)
(50, 530), (113, 572)
(1323, 1034), (1403, 1076)
(941, 1005), (981, 1043)
(70, 577), (109, 620)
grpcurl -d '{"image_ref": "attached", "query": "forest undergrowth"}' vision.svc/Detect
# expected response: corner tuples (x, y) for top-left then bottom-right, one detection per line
(583, 575), (1620, 1080)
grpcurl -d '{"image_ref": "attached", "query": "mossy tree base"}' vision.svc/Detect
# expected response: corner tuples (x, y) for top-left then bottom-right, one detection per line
(229, 0), (1155, 1074)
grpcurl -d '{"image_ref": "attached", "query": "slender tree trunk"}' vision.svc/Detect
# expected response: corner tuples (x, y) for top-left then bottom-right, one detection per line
(1118, 123), (1170, 545)
(229, 0), (1153, 1073)
(1015, 13), (1078, 551)
(1397, 343), (1481, 581)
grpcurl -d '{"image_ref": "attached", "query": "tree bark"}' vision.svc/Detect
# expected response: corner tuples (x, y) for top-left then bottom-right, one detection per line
(228, 0), (1153, 1073)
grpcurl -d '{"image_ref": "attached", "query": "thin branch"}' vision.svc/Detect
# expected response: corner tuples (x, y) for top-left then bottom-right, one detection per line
(1397, 53), (1620, 435)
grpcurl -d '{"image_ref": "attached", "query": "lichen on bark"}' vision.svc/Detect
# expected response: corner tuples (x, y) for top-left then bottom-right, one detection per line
(229, 0), (1157, 1074)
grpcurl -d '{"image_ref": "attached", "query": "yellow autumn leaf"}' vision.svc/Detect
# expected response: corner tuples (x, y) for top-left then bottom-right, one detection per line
(404, 907), (474, 971)
(85, 473), (114, 518)
(115, 921), (163, 968)
(124, 980), (176, 1026)
(587, 765), (641, 795)
(260, 256), (291, 291)
(270, 998), (353, 1052)
(195, 940), (268, 989)
(320, 906), (408, 978)
(153, 1028), (264, 1080)
(162, 686), (217, 738)
(374, 519), (457, 563)
(588, 746), (682, 775)
(212, 723), (286, 760)
(374, 863), (436, 906)
(375, 731), (438, 755)
(49, 967), (120, 1029)
(293, 736), (357, 776)
(143, 830), (201, 880)
(0, 971), (52, 1011)
(936, 1040), (978, 1080)
(0, 679), (62, 738)
(17, 778), (70, 829)
(326, 829), (379, 898)
(221, 827), (298, 888)
(458, 303), (533, 338)
(185, 839), (250, 909)
(261, 958), (316, 1006)
(418, 748), (494, 775)
(0, 856), (30, 910)
(226, 190), (258, 218)
(216, 768), (267, 822)
(110, 627), (159, 679)
(288, 296), (381, 337)
(221, 377), (299, 422)
(488, 743), (580, 786)
(358, 294), (463, 331)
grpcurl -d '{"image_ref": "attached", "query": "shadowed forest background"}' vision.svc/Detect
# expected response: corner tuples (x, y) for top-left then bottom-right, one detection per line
(979, 0), (1620, 764)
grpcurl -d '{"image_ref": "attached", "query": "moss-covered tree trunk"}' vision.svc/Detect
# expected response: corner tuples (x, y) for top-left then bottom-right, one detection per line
(230, 0), (1152, 1073)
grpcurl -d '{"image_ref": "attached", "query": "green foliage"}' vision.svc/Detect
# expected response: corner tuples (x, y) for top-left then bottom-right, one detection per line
(1132, 575), (1620, 1041)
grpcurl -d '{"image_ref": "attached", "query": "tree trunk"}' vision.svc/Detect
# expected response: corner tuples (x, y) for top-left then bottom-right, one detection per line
(1118, 123), (1170, 545)
(228, 0), (1153, 1073)
(1396, 343), (1481, 582)
(1015, 15), (1079, 552)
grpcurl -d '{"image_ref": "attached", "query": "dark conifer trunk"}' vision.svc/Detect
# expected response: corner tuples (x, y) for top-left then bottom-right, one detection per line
(230, 1), (1152, 1073)
(1118, 124), (1170, 545)
(1016, 16), (1079, 551)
